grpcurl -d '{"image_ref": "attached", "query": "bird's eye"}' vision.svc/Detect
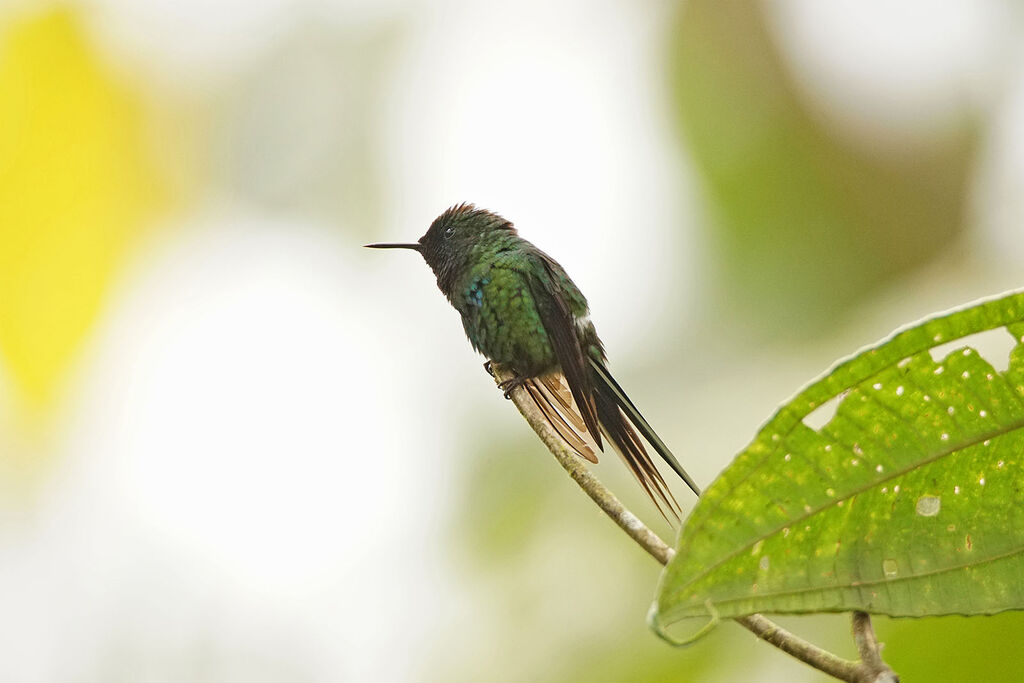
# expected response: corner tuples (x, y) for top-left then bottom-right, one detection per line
(444, 226), (455, 239)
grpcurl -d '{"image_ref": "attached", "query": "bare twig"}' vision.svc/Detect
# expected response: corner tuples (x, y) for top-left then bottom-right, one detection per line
(735, 614), (862, 681)
(852, 612), (900, 683)
(494, 366), (899, 683)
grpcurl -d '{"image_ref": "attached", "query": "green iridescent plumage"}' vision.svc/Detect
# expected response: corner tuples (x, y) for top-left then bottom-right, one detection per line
(367, 203), (699, 516)
(450, 231), (595, 374)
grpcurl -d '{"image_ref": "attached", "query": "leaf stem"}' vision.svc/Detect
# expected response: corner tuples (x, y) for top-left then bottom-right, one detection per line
(494, 366), (899, 683)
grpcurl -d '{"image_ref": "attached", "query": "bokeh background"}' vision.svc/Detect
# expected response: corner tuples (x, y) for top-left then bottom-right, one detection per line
(3, 0), (1024, 681)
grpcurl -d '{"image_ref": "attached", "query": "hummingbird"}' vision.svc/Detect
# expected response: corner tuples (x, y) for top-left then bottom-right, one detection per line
(366, 203), (700, 517)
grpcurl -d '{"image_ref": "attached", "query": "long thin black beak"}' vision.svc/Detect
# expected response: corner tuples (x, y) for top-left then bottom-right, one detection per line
(364, 242), (421, 251)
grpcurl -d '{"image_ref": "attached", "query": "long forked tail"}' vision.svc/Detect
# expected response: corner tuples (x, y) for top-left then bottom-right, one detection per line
(589, 358), (701, 516)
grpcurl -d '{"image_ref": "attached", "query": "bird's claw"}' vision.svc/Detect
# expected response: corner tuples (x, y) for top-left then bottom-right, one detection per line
(485, 361), (525, 399)
(497, 376), (526, 399)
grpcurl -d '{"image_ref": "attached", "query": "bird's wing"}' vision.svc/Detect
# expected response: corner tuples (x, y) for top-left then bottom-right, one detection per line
(518, 253), (603, 448)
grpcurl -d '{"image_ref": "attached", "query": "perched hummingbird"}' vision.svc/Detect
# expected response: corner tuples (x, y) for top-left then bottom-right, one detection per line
(366, 204), (699, 516)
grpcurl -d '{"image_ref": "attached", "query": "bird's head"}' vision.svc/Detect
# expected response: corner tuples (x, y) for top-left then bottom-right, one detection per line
(365, 203), (515, 292)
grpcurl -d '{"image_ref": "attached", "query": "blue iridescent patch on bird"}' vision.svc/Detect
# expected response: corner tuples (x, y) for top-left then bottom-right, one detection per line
(468, 277), (490, 307)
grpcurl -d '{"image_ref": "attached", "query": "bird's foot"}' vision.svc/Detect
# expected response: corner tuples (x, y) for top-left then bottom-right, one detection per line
(485, 361), (526, 399)
(497, 375), (528, 399)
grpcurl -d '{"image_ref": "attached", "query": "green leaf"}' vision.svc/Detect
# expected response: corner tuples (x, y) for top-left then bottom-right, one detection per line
(652, 290), (1024, 642)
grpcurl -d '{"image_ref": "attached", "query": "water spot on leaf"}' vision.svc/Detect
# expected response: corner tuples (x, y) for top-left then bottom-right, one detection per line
(876, 464), (884, 473)
(947, 406), (955, 415)
(934, 366), (945, 375)
(853, 443), (864, 455)
(883, 559), (899, 578)
(826, 488), (836, 497)
(980, 410), (988, 418)
(759, 556), (770, 571)
(979, 476), (986, 486)
(915, 495), (941, 517)
(954, 485), (961, 494)
(873, 382), (883, 390)
(941, 433), (950, 441)
(896, 385), (905, 396)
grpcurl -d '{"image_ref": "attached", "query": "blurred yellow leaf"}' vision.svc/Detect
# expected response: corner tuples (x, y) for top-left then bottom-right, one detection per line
(0, 8), (163, 413)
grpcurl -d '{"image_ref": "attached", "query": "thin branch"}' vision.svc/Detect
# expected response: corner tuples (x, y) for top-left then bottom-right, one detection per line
(735, 614), (862, 681)
(494, 366), (898, 683)
(852, 612), (900, 683)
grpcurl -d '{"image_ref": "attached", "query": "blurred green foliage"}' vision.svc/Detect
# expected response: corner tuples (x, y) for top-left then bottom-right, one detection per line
(880, 613), (1024, 681)
(454, 433), (562, 567)
(446, 430), (735, 682)
(668, 1), (977, 338)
